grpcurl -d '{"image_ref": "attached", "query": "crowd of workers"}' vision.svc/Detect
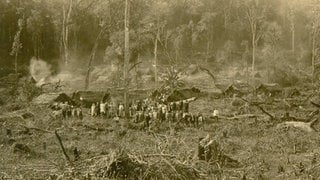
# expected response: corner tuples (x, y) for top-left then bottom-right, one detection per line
(51, 101), (83, 120)
(88, 97), (206, 128)
(50, 93), (219, 130)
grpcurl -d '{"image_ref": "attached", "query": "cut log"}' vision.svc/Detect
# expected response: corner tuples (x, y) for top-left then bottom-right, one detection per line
(55, 130), (71, 163)
(276, 118), (319, 132)
(226, 114), (261, 120)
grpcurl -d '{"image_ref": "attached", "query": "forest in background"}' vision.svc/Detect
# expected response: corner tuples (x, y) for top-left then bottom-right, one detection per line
(1, 0), (320, 84)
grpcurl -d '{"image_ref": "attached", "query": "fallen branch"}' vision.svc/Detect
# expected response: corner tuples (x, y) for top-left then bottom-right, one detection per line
(241, 98), (275, 120)
(310, 101), (320, 108)
(197, 65), (215, 82)
(81, 124), (112, 132)
(141, 154), (177, 158)
(54, 130), (71, 163)
(256, 105), (275, 120)
(307, 110), (319, 120)
(18, 124), (52, 134)
(128, 61), (142, 72)
(226, 114), (260, 120)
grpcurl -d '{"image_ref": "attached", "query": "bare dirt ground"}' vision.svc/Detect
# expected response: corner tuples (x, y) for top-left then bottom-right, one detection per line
(1, 69), (320, 179)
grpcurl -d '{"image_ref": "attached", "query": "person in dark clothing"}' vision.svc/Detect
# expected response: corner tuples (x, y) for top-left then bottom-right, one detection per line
(61, 102), (68, 120)
(73, 147), (80, 161)
(137, 100), (142, 111)
(66, 104), (72, 118)
(185, 101), (189, 113)
(77, 107), (83, 120)
(144, 113), (151, 129)
(180, 100), (184, 111)
(198, 137), (205, 160)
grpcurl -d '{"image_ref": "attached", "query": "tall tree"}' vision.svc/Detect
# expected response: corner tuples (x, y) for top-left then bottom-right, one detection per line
(287, 5), (296, 54)
(10, 18), (23, 74)
(307, 0), (320, 82)
(124, 0), (130, 118)
(62, 0), (73, 65)
(243, 0), (267, 77)
(262, 22), (282, 82)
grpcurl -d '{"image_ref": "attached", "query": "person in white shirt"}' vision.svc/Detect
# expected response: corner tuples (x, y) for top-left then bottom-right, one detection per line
(100, 101), (106, 116)
(213, 109), (219, 121)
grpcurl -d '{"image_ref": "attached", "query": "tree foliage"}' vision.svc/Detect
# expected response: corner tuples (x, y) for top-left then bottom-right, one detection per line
(1, 0), (320, 82)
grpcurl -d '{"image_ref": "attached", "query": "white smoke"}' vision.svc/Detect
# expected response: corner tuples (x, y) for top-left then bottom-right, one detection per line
(29, 57), (53, 87)
(29, 57), (85, 90)
(29, 57), (117, 90)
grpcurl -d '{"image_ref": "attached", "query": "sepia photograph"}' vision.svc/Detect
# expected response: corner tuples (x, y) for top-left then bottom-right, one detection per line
(1, 0), (320, 179)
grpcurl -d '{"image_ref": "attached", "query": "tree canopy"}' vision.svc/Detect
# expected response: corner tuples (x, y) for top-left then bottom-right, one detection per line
(1, 0), (320, 81)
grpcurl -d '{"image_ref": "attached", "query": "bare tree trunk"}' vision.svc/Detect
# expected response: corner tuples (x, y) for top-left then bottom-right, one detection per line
(84, 28), (106, 90)
(252, 33), (256, 78)
(165, 31), (168, 49)
(291, 24), (295, 54)
(14, 51), (18, 74)
(62, 4), (67, 64)
(312, 27), (316, 84)
(124, 0), (130, 118)
(246, 57), (249, 84)
(136, 24), (140, 86)
(205, 40), (210, 63)
(154, 17), (160, 87)
(62, 0), (73, 65)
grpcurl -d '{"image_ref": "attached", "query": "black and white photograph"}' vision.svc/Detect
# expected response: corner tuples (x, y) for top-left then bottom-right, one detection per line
(1, 0), (320, 179)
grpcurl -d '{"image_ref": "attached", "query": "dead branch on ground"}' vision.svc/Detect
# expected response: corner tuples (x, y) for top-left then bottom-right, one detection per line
(18, 123), (53, 134)
(80, 124), (112, 132)
(310, 101), (320, 108)
(241, 98), (275, 120)
(55, 130), (71, 163)
(197, 65), (215, 82)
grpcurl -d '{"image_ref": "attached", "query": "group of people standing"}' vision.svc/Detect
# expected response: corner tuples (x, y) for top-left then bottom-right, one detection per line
(88, 97), (205, 128)
(131, 98), (205, 129)
(90, 101), (124, 118)
(51, 101), (83, 120)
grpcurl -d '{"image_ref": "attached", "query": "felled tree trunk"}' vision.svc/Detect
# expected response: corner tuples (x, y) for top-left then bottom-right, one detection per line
(277, 118), (318, 132)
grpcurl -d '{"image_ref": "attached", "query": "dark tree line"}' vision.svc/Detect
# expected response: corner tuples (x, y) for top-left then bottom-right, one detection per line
(1, 0), (320, 81)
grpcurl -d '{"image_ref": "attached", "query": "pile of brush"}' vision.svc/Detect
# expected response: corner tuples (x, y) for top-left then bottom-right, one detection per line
(61, 150), (201, 179)
(91, 151), (200, 179)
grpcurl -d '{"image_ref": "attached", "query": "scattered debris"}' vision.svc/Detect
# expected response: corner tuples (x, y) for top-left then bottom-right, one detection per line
(93, 151), (200, 179)
(21, 112), (34, 119)
(13, 143), (31, 154)
(198, 134), (240, 168)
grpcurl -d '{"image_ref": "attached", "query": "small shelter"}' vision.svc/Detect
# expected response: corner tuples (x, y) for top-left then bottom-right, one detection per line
(166, 87), (201, 102)
(221, 82), (253, 97)
(283, 87), (301, 98)
(33, 93), (74, 105)
(72, 91), (110, 107)
(255, 83), (282, 97)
